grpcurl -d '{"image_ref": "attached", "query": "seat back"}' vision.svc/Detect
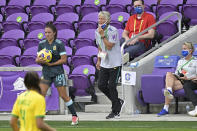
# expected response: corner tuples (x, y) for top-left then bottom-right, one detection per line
(153, 55), (180, 74)
(69, 65), (95, 96)
(2, 29), (25, 40)
(27, 29), (45, 39)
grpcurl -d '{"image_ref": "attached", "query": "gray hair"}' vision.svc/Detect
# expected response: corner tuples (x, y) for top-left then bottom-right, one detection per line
(98, 11), (111, 23)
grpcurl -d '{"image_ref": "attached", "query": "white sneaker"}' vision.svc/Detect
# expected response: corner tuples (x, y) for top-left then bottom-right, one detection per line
(188, 109), (197, 117)
(164, 89), (174, 99)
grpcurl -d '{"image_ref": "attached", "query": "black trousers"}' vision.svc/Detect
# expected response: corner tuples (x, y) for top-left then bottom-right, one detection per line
(98, 66), (121, 114)
(183, 81), (197, 106)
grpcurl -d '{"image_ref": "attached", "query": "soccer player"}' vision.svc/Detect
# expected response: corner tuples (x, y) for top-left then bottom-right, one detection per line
(10, 71), (56, 131)
(36, 21), (79, 125)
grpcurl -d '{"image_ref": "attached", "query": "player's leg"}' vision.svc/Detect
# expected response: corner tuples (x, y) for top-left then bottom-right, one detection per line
(55, 74), (78, 125)
(40, 76), (51, 97)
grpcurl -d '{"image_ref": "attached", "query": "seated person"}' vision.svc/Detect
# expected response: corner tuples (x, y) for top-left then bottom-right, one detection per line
(183, 78), (197, 117)
(158, 42), (197, 116)
(122, 0), (156, 59)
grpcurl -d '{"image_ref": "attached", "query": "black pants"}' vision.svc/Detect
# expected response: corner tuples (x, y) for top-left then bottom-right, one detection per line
(98, 66), (121, 114)
(183, 81), (197, 106)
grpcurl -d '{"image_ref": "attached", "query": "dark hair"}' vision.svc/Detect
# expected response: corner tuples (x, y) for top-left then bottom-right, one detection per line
(24, 71), (41, 93)
(45, 21), (57, 40)
(132, 0), (144, 5)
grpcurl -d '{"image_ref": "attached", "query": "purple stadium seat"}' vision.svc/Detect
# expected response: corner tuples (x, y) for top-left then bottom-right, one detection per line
(80, 5), (99, 17)
(56, 12), (79, 22)
(157, 12), (181, 42)
(77, 29), (95, 40)
(19, 38), (40, 50)
(33, 0), (56, 7)
(118, 29), (123, 39)
(26, 29), (45, 40)
(0, 0), (6, 6)
(2, 22), (22, 32)
(57, 29), (75, 42)
(82, 12), (98, 22)
(111, 12), (130, 23)
(3, 6), (26, 17)
(20, 46), (37, 66)
(24, 21), (45, 33)
(77, 21), (97, 32)
(143, 0), (158, 12)
(69, 65), (96, 101)
(31, 13), (54, 22)
(105, 0), (131, 14)
(54, 0), (81, 15)
(73, 38), (95, 50)
(0, 46), (21, 66)
(110, 20), (124, 29)
(0, 14), (2, 22)
(72, 46), (98, 68)
(0, 38), (18, 49)
(157, 0), (183, 17)
(6, 13), (28, 22)
(183, 0), (197, 26)
(8, 0), (31, 7)
(54, 21), (73, 30)
(63, 64), (70, 74)
(27, 5), (50, 17)
(83, 0), (107, 5)
(186, 0), (197, 4)
(139, 55), (180, 108)
(192, 44), (197, 56)
(1, 0), (30, 17)
(65, 46), (72, 66)
(2, 29), (25, 40)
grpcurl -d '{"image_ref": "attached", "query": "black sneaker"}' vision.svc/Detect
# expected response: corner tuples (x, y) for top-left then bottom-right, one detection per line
(106, 112), (120, 119)
(119, 99), (125, 114)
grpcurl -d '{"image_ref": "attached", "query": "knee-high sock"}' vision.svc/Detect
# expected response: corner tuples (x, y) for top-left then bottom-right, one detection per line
(65, 99), (77, 116)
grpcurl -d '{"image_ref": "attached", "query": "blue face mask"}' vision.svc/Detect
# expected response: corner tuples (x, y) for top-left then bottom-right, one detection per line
(101, 23), (107, 29)
(134, 6), (143, 14)
(182, 50), (189, 57)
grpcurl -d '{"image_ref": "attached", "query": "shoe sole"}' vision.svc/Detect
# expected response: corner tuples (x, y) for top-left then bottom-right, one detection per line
(164, 89), (174, 99)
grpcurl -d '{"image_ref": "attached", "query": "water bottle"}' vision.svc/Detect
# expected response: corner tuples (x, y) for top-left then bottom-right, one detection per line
(134, 109), (141, 114)
(130, 62), (139, 68)
(186, 104), (190, 112)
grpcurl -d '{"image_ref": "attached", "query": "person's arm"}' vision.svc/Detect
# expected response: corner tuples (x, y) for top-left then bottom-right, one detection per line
(98, 26), (114, 50)
(96, 47), (102, 70)
(36, 117), (56, 131)
(10, 116), (19, 131)
(46, 54), (67, 66)
(138, 28), (155, 40)
(122, 30), (130, 42)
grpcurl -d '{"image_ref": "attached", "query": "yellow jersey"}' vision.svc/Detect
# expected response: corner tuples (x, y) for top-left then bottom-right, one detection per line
(11, 90), (46, 131)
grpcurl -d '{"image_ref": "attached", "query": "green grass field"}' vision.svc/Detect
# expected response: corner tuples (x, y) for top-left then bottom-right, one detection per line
(0, 121), (197, 131)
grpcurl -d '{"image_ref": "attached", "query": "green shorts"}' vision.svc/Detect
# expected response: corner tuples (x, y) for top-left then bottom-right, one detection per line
(41, 74), (67, 87)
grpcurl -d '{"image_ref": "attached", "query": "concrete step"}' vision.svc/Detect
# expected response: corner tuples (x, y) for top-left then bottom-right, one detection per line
(96, 93), (111, 104)
(138, 102), (194, 114)
(85, 104), (111, 113)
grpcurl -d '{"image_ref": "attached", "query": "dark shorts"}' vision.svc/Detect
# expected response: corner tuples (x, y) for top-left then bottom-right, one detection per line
(41, 74), (67, 87)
